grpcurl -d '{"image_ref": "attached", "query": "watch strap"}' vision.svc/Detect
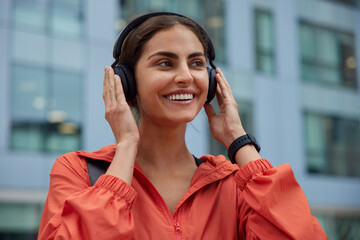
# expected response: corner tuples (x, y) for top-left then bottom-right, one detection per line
(227, 134), (261, 164)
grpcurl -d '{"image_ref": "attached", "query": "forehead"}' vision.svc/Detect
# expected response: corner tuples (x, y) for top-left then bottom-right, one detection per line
(142, 25), (205, 55)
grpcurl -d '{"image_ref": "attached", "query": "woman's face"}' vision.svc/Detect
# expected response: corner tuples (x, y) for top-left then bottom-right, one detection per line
(135, 24), (209, 126)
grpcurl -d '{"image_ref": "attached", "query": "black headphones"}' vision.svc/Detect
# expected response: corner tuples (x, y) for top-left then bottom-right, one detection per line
(111, 12), (217, 103)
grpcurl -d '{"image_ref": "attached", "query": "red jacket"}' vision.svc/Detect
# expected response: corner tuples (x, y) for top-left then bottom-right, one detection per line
(38, 145), (327, 239)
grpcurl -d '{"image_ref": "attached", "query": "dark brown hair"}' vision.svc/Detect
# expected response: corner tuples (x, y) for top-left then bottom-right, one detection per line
(118, 15), (210, 71)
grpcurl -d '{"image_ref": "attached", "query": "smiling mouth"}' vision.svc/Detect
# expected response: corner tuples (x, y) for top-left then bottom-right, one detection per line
(166, 93), (194, 101)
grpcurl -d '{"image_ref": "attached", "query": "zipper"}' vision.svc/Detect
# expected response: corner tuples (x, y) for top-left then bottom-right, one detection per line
(174, 221), (182, 240)
(133, 168), (181, 230)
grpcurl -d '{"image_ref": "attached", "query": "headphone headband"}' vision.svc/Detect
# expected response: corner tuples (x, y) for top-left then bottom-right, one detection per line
(112, 12), (216, 68)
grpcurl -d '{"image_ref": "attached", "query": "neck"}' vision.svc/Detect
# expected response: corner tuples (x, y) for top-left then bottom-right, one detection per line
(136, 118), (193, 170)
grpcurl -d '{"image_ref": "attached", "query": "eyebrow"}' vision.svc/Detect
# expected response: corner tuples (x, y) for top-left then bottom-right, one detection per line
(147, 51), (205, 60)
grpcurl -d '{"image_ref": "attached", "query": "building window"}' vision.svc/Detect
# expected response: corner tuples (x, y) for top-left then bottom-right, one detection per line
(210, 101), (253, 156)
(300, 22), (357, 88)
(11, 64), (82, 153)
(0, 202), (42, 240)
(12, 0), (46, 32)
(313, 212), (360, 240)
(254, 9), (275, 75)
(12, 0), (84, 38)
(304, 111), (360, 177)
(325, 0), (360, 8)
(119, 0), (226, 63)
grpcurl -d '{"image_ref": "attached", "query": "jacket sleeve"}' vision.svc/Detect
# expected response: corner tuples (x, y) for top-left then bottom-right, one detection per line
(38, 152), (137, 240)
(235, 159), (328, 240)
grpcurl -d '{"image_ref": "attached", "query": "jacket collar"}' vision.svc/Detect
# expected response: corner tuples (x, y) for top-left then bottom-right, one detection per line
(77, 145), (239, 184)
(76, 145), (117, 162)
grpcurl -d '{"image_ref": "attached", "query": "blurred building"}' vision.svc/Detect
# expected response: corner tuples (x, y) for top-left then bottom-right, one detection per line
(0, 0), (359, 239)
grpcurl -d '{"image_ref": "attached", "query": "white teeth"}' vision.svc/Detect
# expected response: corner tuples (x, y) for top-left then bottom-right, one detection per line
(167, 94), (194, 101)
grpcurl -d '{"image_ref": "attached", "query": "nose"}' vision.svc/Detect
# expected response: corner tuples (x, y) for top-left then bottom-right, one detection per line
(174, 62), (193, 85)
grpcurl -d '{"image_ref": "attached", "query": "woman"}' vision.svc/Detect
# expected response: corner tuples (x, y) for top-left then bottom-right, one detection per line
(38, 12), (327, 239)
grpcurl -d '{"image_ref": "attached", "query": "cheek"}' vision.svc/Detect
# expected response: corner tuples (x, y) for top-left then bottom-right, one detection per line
(197, 72), (210, 96)
(136, 74), (166, 102)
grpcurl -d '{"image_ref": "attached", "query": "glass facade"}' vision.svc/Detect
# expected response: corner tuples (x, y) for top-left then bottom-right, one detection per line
(119, 0), (226, 63)
(300, 22), (357, 88)
(9, 0), (85, 153)
(50, 0), (84, 37)
(314, 212), (360, 240)
(12, 0), (47, 32)
(255, 9), (275, 75)
(0, 203), (42, 240)
(10, 64), (82, 153)
(304, 111), (360, 177)
(12, 0), (84, 38)
(210, 101), (253, 156)
(326, 0), (360, 8)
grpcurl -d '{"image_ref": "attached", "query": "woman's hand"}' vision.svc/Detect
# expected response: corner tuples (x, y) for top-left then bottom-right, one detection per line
(103, 66), (140, 144)
(205, 68), (261, 166)
(204, 68), (245, 149)
(103, 66), (139, 184)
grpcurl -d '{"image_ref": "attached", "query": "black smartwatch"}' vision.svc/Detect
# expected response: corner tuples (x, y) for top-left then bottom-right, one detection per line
(227, 134), (261, 164)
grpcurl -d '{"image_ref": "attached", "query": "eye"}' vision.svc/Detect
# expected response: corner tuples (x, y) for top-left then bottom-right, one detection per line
(158, 60), (172, 67)
(190, 60), (206, 68)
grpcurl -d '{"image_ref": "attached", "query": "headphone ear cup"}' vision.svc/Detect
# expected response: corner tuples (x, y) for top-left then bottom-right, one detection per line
(113, 65), (137, 102)
(206, 67), (217, 103)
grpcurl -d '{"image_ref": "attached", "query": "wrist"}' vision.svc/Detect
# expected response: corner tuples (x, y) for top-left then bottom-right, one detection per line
(107, 140), (138, 185)
(233, 144), (262, 167)
(116, 140), (138, 151)
(224, 129), (246, 149)
(227, 134), (261, 164)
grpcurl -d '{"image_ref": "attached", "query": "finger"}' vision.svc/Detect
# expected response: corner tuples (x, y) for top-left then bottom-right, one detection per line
(107, 67), (117, 104)
(103, 66), (108, 88)
(215, 70), (234, 101)
(204, 103), (216, 119)
(103, 67), (111, 104)
(215, 82), (224, 107)
(216, 68), (231, 87)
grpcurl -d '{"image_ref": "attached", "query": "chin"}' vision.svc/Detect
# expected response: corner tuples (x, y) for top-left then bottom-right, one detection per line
(177, 115), (197, 123)
(161, 110), (199, 125)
